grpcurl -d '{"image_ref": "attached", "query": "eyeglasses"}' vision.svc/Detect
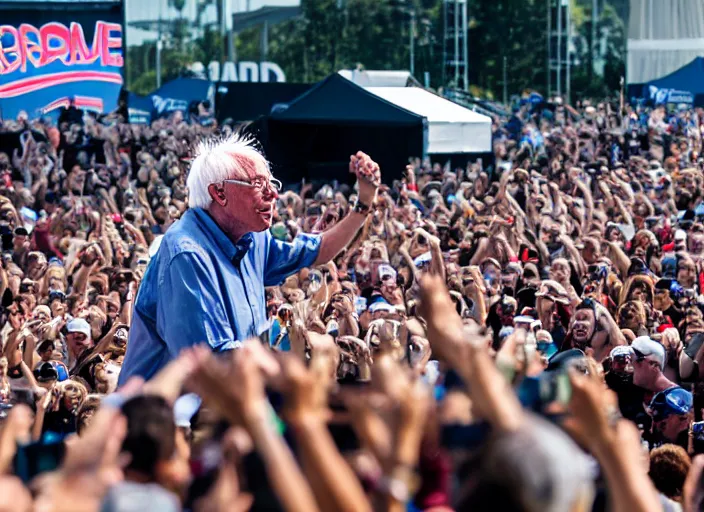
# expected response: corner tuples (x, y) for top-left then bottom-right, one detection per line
(222, 177), (281, 193)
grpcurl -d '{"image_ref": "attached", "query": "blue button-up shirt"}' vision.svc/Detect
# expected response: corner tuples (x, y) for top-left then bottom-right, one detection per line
(118, 208), (321, 383)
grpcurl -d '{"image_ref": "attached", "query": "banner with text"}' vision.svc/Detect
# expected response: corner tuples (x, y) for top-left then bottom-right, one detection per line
(0, 2), (124, 121)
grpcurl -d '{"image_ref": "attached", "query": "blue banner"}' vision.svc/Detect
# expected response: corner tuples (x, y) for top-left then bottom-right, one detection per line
(0, 4), (124, 121)
(648, 85), (694, 105)
(127, 78), (214, 125)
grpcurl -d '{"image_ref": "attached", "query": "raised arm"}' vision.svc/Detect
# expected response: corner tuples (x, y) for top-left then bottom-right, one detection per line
(315, 152), (380, 265)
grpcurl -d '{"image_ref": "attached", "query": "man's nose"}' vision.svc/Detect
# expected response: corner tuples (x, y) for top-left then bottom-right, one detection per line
(264, 185), (278, 200)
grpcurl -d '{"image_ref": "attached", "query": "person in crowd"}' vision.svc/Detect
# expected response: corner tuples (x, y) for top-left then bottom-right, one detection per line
(646, 386), (694, 449)
(649, 444), (691, 504)
(119, 136), (381, 382)
(3, 97), (704, 512)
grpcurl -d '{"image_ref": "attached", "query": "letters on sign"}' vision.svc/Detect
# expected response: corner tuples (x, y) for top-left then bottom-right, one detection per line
(0, 21), (123, 74)
(190, 61), (286, 83)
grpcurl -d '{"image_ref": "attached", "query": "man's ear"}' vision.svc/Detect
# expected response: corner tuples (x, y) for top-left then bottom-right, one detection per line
(208, 183), (227, 207)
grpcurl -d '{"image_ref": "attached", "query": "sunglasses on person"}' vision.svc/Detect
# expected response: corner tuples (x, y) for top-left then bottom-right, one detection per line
(222, 177), (282, 193)
(631, 348), (660, 367)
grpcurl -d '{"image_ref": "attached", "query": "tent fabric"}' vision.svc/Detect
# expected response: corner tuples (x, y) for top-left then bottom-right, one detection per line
(127, 78), (214, 124)
(263, 74), (426, 185)
(215, 82), (312, 122)
(627, 0), (704, 84)
(337, 69), (421, 87)
(366, 87), (492, 154)
(271, 73), (423, 126)
(646, 57), (704, 106)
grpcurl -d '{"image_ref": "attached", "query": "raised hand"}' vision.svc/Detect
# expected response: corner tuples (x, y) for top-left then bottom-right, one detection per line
(188, 344), (268, 426)
(350, 151), (380, 206)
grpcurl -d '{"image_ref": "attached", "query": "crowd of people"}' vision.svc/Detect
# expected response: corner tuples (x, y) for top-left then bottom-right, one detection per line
(1, 97), (704, 511)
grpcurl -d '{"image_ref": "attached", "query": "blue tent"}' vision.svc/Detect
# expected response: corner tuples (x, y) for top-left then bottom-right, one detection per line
(645, 57), (704, 106)
(127, 78), (214, 124)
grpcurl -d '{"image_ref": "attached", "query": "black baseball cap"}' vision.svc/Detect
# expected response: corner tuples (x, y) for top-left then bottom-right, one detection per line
(33, 362), (58, 383)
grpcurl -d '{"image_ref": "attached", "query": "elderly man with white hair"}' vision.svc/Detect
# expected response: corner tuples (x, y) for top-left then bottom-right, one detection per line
(119, 135), (381, 382)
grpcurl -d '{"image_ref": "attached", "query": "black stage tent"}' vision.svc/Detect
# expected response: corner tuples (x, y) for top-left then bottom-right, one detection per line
(215, 82), (312, 123)
(260, 73), (426, 185)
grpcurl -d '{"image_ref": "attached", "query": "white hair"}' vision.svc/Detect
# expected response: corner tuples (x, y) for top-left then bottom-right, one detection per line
(186, 133), (270, 209)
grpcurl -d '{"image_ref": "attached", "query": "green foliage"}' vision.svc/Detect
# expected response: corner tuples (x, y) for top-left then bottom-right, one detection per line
(569, 0), (626, 101)
(125, 0), (626, 101)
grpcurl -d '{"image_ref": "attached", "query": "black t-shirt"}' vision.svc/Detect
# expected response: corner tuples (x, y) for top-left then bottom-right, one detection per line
(664, 305), (684, 328)
(42, 408), (77, 437)
(605, 372), (647, 424)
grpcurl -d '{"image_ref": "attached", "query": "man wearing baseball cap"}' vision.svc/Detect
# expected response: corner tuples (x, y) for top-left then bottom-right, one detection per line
(631, 336), (676, 395)
(646, 386), (693, 450)
(66, 318), (101, 390)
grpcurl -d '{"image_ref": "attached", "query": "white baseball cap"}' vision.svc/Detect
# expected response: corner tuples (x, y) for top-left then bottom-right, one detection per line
(66, 318), (91, 339)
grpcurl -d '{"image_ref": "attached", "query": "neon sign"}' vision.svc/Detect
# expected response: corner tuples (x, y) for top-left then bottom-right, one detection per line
(0, 21), (123, 74)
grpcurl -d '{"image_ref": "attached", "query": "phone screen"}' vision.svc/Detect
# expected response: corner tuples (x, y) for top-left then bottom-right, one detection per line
(13, 439), (66, 483)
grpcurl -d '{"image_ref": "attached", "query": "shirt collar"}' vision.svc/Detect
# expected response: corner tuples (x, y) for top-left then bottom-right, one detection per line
(192, 208), (254, 264)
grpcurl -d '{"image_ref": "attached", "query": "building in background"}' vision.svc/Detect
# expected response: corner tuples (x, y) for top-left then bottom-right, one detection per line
(627, 0), (704, 84)
(126, 0), (299, 89)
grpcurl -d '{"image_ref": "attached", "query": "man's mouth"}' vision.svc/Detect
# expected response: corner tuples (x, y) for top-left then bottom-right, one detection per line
(574, 327), (588, 338)
(257, 205), (273, 215)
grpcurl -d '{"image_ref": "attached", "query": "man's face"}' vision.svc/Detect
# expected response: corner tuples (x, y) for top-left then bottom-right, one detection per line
(653, 289), (673, 311)
(571, 309), (596, 346)
(13, 234), (27, 251)
(619, 302), (643, 331)
(657, 413), (691, 442)
(50, 300), (65, 318)
(66, 331), (92, 358)
(549, 260), (570, 284)
(629, 285), (647, 303)
(678, 259), (697, 288)
(689, 233), (704, 255)
(610, 353), (633, 374)
(582, 242), (599, 264)
(62, 381), (83, 412)
(219, 162), (279, 233)
(632, 356), (661, 388)
(39, 346), (53, 361)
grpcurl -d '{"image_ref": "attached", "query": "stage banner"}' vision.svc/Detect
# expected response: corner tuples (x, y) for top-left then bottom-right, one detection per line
(127, 78), (215, 125)
(0, 1), (124, 121)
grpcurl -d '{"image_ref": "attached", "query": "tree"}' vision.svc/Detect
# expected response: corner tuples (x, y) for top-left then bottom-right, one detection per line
(123, 0), (626, 100)
(569, 0), (626, 100)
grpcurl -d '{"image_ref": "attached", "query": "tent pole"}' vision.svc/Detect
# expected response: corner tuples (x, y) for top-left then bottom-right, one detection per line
(462, 0), (468, 91)
(454, 0), (459, 86)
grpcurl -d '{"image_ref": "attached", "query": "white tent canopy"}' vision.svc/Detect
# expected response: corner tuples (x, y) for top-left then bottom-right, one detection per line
(338, 69), (419, 87)
(366, 87), (492, 154)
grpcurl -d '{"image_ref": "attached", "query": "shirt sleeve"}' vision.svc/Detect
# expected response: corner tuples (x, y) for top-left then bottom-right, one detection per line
(264, 231), (322, 286)
(157, 252), (237, 354)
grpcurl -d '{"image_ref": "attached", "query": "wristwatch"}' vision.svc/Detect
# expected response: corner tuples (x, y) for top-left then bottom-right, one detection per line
(353, 200), (371, 215)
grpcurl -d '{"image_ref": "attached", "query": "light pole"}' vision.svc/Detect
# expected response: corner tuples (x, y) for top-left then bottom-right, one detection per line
(454, 0), (459, 86)
(566, 0), (571, 102)
(462, 0), (468, 90)
(410, 9), (415, 75)
(547, 0), (551, 96)
(156, 0), (163, 88)
(556, 0), (562, 97)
